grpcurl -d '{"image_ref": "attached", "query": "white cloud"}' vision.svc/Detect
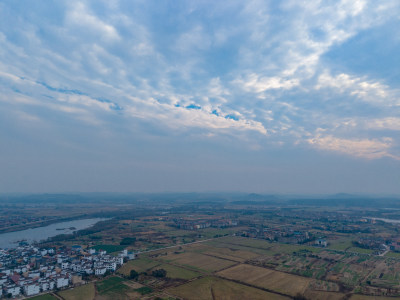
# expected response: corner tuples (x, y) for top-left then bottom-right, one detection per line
(66, 2), (120, 42)
(308, 134), (398, 160)
(316, 72), (399, 106)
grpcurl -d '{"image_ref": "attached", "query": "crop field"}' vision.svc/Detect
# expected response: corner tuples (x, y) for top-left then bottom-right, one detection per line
(95, 276), (134, 299)
(161, 251), (237, 272)
(167, 276), (290, 300)
(302, 290), (345, 300)
(217, 264), (313, 296)
(117, 257), (161, 275)
(202, 246), (260, 262)
(350, 295), (398, 300)
(149, 263), (201, 279)
(58, 283), (95, 300)
(28, 295), (58, 300)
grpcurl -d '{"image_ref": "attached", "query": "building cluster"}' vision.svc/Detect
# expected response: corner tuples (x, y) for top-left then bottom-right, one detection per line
(0, 245), (134, 298)
(173, 218), (237, 230)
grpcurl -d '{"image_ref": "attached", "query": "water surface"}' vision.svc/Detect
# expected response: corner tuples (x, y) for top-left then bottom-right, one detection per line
(0, 218), (106, 249)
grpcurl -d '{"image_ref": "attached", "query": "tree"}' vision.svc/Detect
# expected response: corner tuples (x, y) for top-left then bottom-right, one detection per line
(152, 268), (167, 278)
(130, 269), (139, 279)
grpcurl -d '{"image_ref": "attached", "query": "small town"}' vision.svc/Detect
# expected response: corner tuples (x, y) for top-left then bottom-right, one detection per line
(0, 243), (135, 298)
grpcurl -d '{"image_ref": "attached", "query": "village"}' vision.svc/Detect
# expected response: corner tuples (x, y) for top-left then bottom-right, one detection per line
(0, 243), (135, 298)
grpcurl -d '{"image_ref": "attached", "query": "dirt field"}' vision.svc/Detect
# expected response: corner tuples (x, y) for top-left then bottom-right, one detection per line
(217, 264), (312, 296)
(303, 290), (346, 300)
(58, 283), (95, 300)
(168, 276), (291, 300)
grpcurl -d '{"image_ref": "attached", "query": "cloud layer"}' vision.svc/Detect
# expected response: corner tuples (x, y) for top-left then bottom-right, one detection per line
(0, 0), (399, 192)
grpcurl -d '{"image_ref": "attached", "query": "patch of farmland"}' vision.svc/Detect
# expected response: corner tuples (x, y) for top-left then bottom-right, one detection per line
(202, 246), (260, 262)
(350, 295), (398, 300)
(96, 276), (132, 298)
(162, 252), (237, 272)
(205, 240), (275, 255)
(215, 236), (274, 250)
(303, 290), (345, 300)
(217, 264), (313, 296)
(117, 258), (161, 275)
(58, 283), (95, 300)
(27, 295), (58, 300)
(167, 276), (290, 300)
(149, 263), (201, 280)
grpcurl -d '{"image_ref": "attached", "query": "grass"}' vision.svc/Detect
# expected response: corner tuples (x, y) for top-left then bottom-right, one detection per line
(162, 251), (236, 272)
(347, 247), (375, 254)
(135, 286), (153, 295)
(149, 263), (200, 279)
(168, 276), (290, 300)
(117, 257), (161, 275)
(91, 244), (125, 253)
(96, 276), (127, 294)
(328, 239), (353, 251)
(28, 295), (58, 300)
(385, 251), (400, 258)
(58, 283), (95, 300)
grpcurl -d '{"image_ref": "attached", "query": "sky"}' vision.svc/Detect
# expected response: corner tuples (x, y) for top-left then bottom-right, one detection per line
(0, 0), (399, 194)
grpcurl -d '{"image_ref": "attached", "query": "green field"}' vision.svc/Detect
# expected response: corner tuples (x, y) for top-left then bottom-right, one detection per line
(149, 263), (201, 279)
(28, 295), (58, 300)
(96, 276), (128, 294)
(118, 257), (161, 275)
(58, 283), (95, 300)
(91, 244), (125, 253)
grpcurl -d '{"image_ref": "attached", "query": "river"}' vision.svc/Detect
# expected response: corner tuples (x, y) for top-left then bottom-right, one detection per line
(0, 218), (107, 249)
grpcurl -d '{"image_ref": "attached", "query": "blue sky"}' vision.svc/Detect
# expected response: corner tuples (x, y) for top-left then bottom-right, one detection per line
(0, 0), (399, 194)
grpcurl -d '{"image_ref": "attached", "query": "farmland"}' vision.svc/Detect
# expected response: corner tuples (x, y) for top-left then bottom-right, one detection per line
(13, 193), (400, 299)
(58, 283), (95, 300)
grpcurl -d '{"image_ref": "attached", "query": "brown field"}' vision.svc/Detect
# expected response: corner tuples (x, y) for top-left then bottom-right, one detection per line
(58, 283), (95, 300)
(162, 251), (237, 272)
(217, 264), (312, 296)
(203, 247), (260, 262)
(350, 295), (398, 300)
(168, 276), (290, 300)
(303, 290), (346, 300)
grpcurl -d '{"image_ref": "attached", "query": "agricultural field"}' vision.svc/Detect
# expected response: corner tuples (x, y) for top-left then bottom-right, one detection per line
(118, 257), (162, 275)
(95, 276), (136, 299)
(160, 251), (237, 272)
(217, 264), (313, 297)
(148, 263), (201, 280)
(57, 283), (95, 300)
(28, 295), (58, 300)
(167, 276), (290, 300)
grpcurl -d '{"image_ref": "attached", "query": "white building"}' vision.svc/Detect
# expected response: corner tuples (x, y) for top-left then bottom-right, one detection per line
(95, 267), (107, 276)
(5, 285), (21, 297)
(56, 277), (69, 289)
(61, 262), (69, 269)
(106, 262), (117, 272)
(24, 283), (40, 296)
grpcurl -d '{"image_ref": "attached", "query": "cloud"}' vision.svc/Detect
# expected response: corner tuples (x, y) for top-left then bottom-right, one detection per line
(308, 134), (399, 160)
(0, 0), (399, 163)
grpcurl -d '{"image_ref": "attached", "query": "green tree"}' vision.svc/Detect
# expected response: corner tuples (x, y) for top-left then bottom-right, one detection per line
(130, 269), (139, 279)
